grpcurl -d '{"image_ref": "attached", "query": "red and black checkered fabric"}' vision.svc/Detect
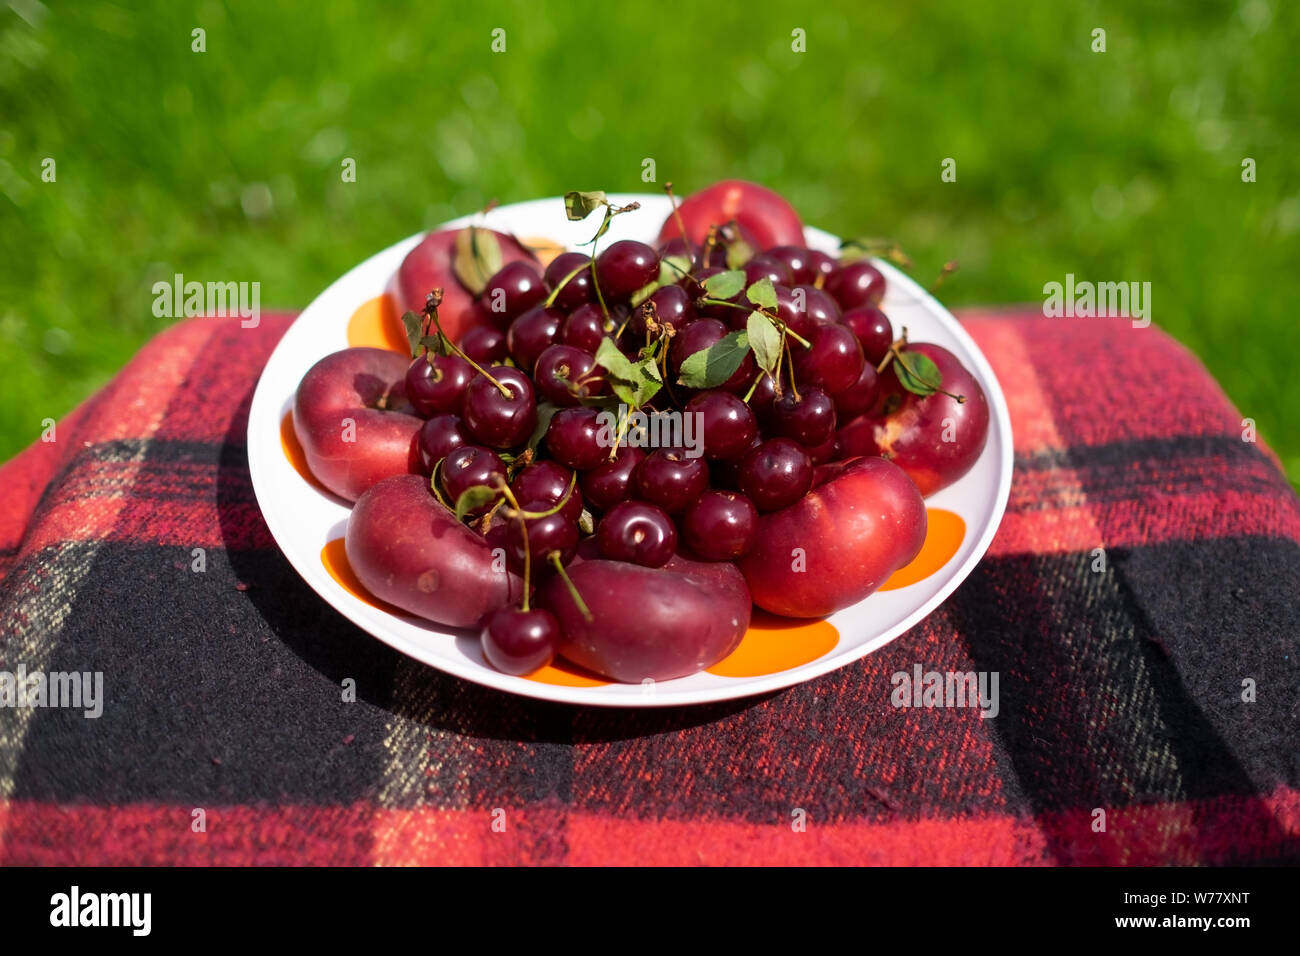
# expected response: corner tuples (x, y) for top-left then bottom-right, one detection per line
(0, 310), (1296, 865)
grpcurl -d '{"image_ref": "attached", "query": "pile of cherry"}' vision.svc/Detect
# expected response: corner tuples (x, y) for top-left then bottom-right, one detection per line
(292, 180), (989, 684)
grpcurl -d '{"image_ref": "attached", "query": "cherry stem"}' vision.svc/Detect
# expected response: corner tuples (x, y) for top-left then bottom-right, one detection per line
(784, 336), (801, 403)
(664, 182), (693, 264)
(694, 299), (811, 348)
(495, 479), (532, 611)
(516, 473), (578, 520)
(425, 293), (511, 398)
(549, 552), (593, 621)
(543, 260), (592, 309)
(889, 339), (965, 403)
(429, 459), (453, 510)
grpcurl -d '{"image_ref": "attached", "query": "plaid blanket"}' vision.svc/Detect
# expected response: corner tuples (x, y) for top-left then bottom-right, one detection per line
(1, 310), (1296, 866)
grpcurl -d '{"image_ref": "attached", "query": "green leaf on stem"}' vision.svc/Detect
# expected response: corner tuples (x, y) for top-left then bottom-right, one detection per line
(893, 350), (943, 396)
(745, 277), (778, 311)
(725, 236), (755, 269)
(746, 311), (782, 376)
(452, 226), (503, 296)
(677, 330), (750, 388)
(701, 269), (746, 300)
(454, 485), (499, 523)
(658, 254), (691, 284)
(564, 190), (607, 220)
(401, 311), (424, 358)
(526, 402), (561, 454)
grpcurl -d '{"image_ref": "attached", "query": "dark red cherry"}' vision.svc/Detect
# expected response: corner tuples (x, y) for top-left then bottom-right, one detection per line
(580, 446), (646, 512)
(738, 438), (813, 512)
(511, 460), (583, 523)
(597, 501), (677, 568)
(506, 304), (564, 372)
(545, 406), (607, 470)
(441, 445), (506, 513)
(841, 305), (895, 366)
(769, 386), (837, 447)
(460, 324), (508, 365)
(684, 391), (758, 460)
(462, 366), (537, 449)
(829, 260), (886, 310)
(533, 343), (602, 407)
(418, 413), (469, 473)
(595, 240), (660, 300)
(543, 252), (594, 310)
(482, 261), (546, 324)
(481, 606), (560, 675)
(793, 323), (865, 396)
(506, 500), (579, 567)
(765, 246), (816, 285)
(405, 353), (473, 417)
(560, 303), (607, 353)
(681, 489), (758, 561)
(633, 448), (709, 514)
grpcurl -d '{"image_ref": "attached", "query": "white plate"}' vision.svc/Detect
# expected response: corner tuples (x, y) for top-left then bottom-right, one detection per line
(247, 194), (1013, 707)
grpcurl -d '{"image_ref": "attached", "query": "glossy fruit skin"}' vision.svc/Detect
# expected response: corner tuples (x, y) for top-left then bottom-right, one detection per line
(833, 361), (881, 420)
(743, 254), (794, 288)
(561, 303), (607, 353)
(440, 445), (506, 513)
(597, 500), (677, 567)
(417, 414), (469, 473)
(580, 446), (646, 512)
(481, 606), (561, 675)
(794, 323), (865, 396)
(769, 386), (837, 447)
(835, 343), (990, 496)
(633, 448), (709, 514)
(793, 284), (843, 326)
(460, 324), (509, 365)
(545, 406), (607, 470)
(346, 474), (522, 628)
(293, 347), (422, 502)
(682, 490), (758, 561)
(506, 304), (564, 373)
(684, 391), (757, 460)
(511, 460), (583, 523)
(538, 550), (751, 682)
(643, 284), (697, 331)
(462, 366), (537, 449)
(657, 180), (805, 250)
(738, 456), (925, 618)
(482, 260), (546, 324)
(506, 503), (579, 566)
(738, 438), (814, 512)
(829, 259), (887, 310)
(806, 250), (840, 287)
(544, 252), (594, 310)
(841, 305), (894, 366)
(392, 227), (534, 340)
(533, 343), (601, 407)
(595, 240), (660, 300)
(405, 353), (473, 417)
(765, 246), (816, 285)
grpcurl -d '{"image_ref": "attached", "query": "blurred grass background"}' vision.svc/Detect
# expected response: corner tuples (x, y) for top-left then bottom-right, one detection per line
(1, 0), (1297, 481)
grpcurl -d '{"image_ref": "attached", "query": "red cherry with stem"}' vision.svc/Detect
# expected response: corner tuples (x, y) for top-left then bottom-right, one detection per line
(597, 501), (677, 568)
(738, 438), (813, 512)
(765, 246), (816, 285)
(682, 489), (758, 561)
(418, 413), (469, 473)
(633, 447), (709, 514)
(747, 371), (780, 419)
(462, 365), (537, 449)
(482, 261), (546, 324)
(545, 406), (607, 470)
(806, 250), (840, 287)
(505, 500), (579, 567)
(793, 284), (842, 326)
(841, 305), (894, 365)
(481, 606), (561, 675)
(404, 353), (473, 417)
(533, 344), (602, 407)
(560, 303), (607, 353)
(794, 323), (865, 396)
(460, 324), (508, 365)
(506, 304), (564, 373)
(544, 252), (594, 310)
(743, 255), (794, 287)
(440, 445), (506, 513)
(684, 390), (757, 460)
(769, 385), (837, 447)
(511, 461), (583, 523)
(595, 240), (660, 300)
(829, 260), (886, 310)
(579, 445), (646, 511)
(643, 284), (697, 331)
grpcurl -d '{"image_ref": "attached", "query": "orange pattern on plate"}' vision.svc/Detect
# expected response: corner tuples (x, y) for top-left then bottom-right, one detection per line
(880, 508), (965, 591)
(524, 660), (611, 687)
(281, 410), (330, 493)
(521, 235), (565, 268)
(321, 538), (407, 617)
(346, 294), (407, 352)
(707, 611), (840, 678)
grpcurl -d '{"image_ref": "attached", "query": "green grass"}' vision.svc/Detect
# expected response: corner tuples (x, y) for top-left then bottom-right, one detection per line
(3, 0), (1298, 482)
